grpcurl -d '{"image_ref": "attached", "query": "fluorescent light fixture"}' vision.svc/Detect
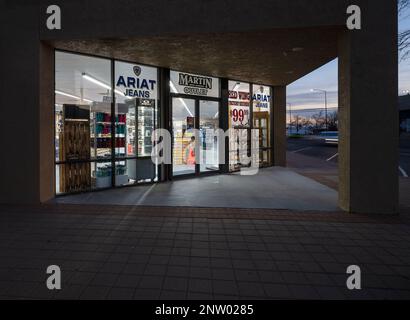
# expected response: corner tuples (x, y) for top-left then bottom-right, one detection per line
(82, 73), (111, 90)
(55, 90), (92, 103)
(55, 90), (81, 100)
(82, 73), (125, 97)
(169, 81), (193, 117)
(232, 82), (240, 92)
(169, 81), (178, 93)
(179, 98), (193, 117)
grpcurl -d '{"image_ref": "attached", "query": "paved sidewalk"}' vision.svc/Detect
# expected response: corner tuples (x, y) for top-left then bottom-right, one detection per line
(54, 167), (339, 212)
(1, 205), (410, 300)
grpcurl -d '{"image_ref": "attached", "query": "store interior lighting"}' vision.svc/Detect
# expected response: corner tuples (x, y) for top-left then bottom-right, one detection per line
(170, 81), (194, 117)
(232, 82), (240, 92)
(55, 90), (93, 103)
(82, 73), (125, 97)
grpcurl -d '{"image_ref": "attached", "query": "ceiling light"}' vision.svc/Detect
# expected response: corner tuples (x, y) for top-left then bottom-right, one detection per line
(82, 73), (125, 97)
(179, 98), (193, 117)
(55, 90), (81, 100)
(168, 81), (192, 116)
(170, 81), (178, 94)
(55, 90), (93, 104)
(232, 82), (240, 92)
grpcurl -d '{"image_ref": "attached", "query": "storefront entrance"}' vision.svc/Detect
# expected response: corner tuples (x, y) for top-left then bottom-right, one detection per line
(53, 52), (273, 195)
(171, 97), (220, 177)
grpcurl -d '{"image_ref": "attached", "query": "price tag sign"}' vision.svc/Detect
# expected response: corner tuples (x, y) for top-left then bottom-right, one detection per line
(229, 105), (250, 127)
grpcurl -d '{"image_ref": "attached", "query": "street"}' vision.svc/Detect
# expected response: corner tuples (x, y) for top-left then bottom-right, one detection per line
(287, 135), (410, 178)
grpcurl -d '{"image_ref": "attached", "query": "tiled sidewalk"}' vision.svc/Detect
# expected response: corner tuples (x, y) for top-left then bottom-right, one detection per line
(0, 205), (410, 300)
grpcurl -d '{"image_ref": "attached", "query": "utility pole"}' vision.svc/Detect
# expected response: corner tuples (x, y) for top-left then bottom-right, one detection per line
(287, 103), (292, 133)
(296, 115), (299, 134)
(311, 88), (328, 131)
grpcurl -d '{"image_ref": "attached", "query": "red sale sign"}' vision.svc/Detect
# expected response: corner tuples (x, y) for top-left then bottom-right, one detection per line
(229, 105), (250, 127)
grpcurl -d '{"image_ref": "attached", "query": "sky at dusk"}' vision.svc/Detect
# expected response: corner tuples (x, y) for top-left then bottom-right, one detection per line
(287, 8), (410, 116)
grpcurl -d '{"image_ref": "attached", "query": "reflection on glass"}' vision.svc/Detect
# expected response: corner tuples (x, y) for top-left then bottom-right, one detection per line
(172, 98), (196, 176)
(199, 100), (219, 172)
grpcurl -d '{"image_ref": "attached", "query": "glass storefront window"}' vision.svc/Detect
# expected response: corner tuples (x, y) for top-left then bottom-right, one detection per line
(252, 84), (272, 167)
(55, 52), (112, 162)
(55, 52), (111, 194)
(172, 98), (196, 176)
(114, 61), (159, 186)
(228, 81), (250, 171)
(55, 52), (159, 194)
(228, 81), (250, 128)
(199, 100), (219, 172)
(55, 52), (272, 195)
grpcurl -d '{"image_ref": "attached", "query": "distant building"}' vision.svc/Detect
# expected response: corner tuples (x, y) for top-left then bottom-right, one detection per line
(400, 95), (410, 133)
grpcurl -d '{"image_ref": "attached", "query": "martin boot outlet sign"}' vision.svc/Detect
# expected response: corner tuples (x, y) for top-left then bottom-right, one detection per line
(170, 71), (220, 98)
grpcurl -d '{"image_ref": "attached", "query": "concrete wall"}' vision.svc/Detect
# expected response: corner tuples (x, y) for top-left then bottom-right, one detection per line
(338, 1), (398, 214)
(0, 3), (43, 204)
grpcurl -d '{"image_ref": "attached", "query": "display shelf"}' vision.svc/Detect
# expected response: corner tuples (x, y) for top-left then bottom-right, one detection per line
(137, 99), (155, 157)
(59, 105), (92, 192)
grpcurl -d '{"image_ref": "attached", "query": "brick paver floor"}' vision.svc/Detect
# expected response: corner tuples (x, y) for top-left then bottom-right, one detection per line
(1, 204), (410, 300)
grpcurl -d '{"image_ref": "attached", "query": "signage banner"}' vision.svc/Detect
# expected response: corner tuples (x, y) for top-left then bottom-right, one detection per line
(229, 105), (250, 127)
(170, 71), (220, 98)
(115, 62), (158, 101)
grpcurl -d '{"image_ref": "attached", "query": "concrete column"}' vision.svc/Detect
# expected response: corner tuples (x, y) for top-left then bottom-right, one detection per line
(273, 86), (287, 166)
(39, 43), (55, 203)
(0, 5), (54, 204)
(338, 1), (398, 214)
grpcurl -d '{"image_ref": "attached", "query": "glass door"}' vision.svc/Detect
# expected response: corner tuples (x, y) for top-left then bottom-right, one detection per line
(199, 100), (219, 173)
(172, 97), (196, 176)
(253, 112), (271, 166)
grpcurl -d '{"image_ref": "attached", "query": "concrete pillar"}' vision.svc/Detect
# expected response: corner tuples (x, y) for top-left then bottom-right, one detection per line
(338, 1), (398, 214)
(39, 43), (55, 203)
(0, 5), (54, 204)
(273, 86), (287, 166)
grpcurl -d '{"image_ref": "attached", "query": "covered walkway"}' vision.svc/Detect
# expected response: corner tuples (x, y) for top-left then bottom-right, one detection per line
(54, 167), (339, 212)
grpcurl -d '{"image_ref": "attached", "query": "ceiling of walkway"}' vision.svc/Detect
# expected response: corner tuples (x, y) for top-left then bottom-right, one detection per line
(51, 27), (340, 86)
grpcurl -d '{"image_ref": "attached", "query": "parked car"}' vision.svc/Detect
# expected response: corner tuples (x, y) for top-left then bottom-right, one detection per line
(320, 131), (339, 144)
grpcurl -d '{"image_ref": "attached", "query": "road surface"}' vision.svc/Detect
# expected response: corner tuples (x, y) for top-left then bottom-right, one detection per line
(286, 135), (410, 178)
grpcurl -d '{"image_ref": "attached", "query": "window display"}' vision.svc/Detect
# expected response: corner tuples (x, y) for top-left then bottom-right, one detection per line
(199, 100), (219, 172)
(228, 81), (251, 171)
(172, 98), (196, 176)
(252, 84), (272, 167)
(55, 52), (111, 193)
(54, 51), (273, 195)
(114, 61), (159, 186)
(137, 99), (156, 157)
(55, 52), (159, 194)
